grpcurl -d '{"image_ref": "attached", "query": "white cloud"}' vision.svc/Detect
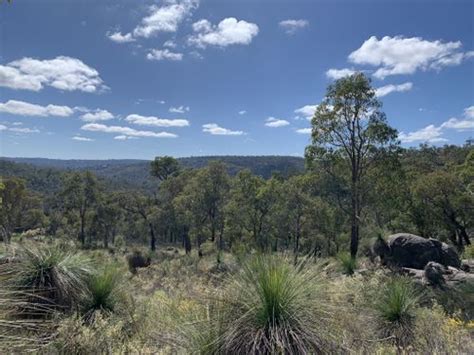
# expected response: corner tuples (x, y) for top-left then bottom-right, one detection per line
(294, 104), (318, 120)
(146, 49), (183, 61)
(12, 122), (23, 126)
(107, 31), (136, 43)
(169, 105), (189, 113)
(125, 114), (189, 127)
(401, 105), (474, 144)
(202, 123), (244, 135)
(114, 135), (137, 140)
(72, 136), (94, 141)
(8, 127), (40, 134)
(440, 118), (474, 131)
(375, 82), (413, 97)
(278, 19), (309, 34)
(80, 109), (114, 122)
(440, 107), (474, 132)
(0, 56), (106, 92)
(326, 68), (356, 80)
(189, 17), (259, 48)
(238, 110), (247, 115)
(81, 123), (178, 138)
(0, 124), (7, 131)
(349, 36), (473, 79)
(464, 105), (474, 119)
(0, 100), (74, 117)
(399, 125), (446, 143)
(163, 40), (177, 48)
(265, 117), (290, 127)
(125, 0), (198, 40)
(296, 128), (312, 134)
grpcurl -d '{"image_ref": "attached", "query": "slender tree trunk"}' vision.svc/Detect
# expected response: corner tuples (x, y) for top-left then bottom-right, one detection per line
(350, 193), (360, 258)
(294, 217), (301, 264)
(183, 228), (191, 254)
(80, 212), (86, 246)
(149, 222), (156, 251)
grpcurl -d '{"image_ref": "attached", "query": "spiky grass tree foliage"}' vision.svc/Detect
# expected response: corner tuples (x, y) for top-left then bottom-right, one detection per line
(218, 255), (336, 354)
(0, 246), (93, 313)
(337, 252), (358, 276)
(82, 266), (122, 319)
(375, 276), (420, 346)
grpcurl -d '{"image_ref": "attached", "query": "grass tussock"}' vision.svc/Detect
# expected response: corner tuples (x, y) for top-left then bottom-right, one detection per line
(217, 255), (338, 354)
(0, 245), (93, 312)
(337, 252), (358, 275)
(374, 276), (420, 346)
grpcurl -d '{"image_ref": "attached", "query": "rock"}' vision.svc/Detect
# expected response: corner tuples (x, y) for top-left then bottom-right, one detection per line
(440, 243), (461, 268)
(424, 261), (445, 286)
(126, 251), (151, 274)
(374, 233), (461, 270)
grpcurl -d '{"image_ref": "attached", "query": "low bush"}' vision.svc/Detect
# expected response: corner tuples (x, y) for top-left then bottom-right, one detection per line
(337, 252), (358, 275)
(217, 255), (338, 354)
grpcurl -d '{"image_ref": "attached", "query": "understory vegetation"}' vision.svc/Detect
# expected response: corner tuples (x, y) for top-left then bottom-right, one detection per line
(0, 241), (472, 353)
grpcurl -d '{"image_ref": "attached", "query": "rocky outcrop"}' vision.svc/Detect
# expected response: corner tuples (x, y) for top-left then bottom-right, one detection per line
(373, 233), (461, 270)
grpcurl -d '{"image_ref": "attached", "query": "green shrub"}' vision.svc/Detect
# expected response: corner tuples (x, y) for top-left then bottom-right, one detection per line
(462, 244), (474, 259)
(218, 255), (337, 354)
(337, 252), (358, 275)
(0, 245), (93, 312)
(374, 276), (420, 346)
(82, 266), (122, 317)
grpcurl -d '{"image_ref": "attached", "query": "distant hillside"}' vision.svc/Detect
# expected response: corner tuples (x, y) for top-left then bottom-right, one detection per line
(1, 156), (305, 191)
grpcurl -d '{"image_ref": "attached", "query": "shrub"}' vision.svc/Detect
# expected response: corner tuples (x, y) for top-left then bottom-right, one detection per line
(0, 245), (93, 312)
(82, 266), (122, 318)
(337, 252), (358, 275)
(218, 255), (337, 354)
(374, 276), (420, 346)
(462, 244), (474, 259)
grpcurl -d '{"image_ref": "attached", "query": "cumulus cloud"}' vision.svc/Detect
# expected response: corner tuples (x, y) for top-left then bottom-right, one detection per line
(0, 124), (7, 131)
(399, 105), (474, 144)
(163, 40), (177, 48)
(169, 105), (189, 113)
(238, 110), (247, 115)
(294, 104), (318, 120)
(375, 82), (413, 97)
(278, 19), (309, 34)
(0, 56), (107, 92)
(80, 109), (114, 122)
(108, 0), (198, 43)
(72, 136), (94, 141)
(81, 123), (178, 138)
(265, 117), (290, 127)
(146, 49), (183, 61)
(189, 17), (259, 48)
(0, 100), (74, 117)
(125, 114), (189, 127)
(202, 123), (244, 135)
(107, 31), (136, 43)
(399, 125), (446, 143)
(326, 68), (356, 80)
(295, 128), (312, 134)
(464, 105), (474, 119)
(440, 106), (474, 131)
(349, 36), (473, 79)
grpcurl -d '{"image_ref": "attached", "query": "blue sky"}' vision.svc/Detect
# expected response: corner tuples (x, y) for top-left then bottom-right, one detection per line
(0, 0), (473, 159)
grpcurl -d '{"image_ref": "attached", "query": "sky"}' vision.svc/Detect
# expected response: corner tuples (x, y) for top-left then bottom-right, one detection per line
(0, 0), (473, 160)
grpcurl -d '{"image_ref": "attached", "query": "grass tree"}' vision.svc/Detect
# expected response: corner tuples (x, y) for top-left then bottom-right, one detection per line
(218, 256), (337, 354)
